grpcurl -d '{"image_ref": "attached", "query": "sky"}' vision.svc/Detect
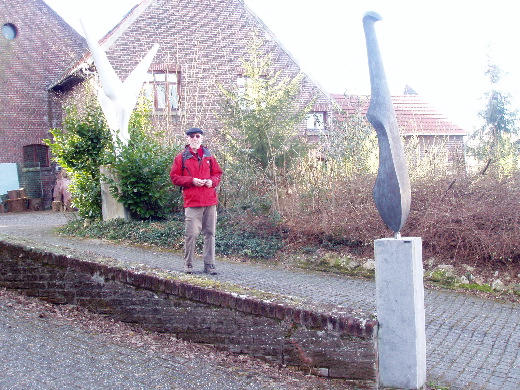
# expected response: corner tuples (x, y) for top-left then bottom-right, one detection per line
(43, 0), (520, 131)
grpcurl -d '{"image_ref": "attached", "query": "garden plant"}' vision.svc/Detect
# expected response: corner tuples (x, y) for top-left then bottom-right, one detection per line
(49, 48), (519, 299)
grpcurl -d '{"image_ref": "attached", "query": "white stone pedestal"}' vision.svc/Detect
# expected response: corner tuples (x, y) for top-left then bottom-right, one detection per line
(100, 165), (130, 221)
(375, 237), (426, 389)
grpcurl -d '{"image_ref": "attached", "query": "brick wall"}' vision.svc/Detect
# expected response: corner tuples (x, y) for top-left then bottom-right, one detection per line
(404, 134), (466, 168)
(83, 0), (331, 144)
(0, 239), (378, 384)
(0, 0), (87, 203)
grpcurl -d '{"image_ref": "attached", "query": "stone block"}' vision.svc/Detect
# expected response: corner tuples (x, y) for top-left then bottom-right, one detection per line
(28, 198), (43, 211)
(7, 190), (19, 200)
(7, 198), (27, 212)
(375, 237), (426, 389)
(100, 165), (130, 221)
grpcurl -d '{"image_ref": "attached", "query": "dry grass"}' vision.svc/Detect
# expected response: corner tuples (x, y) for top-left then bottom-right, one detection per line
(279, 172), (519, 284)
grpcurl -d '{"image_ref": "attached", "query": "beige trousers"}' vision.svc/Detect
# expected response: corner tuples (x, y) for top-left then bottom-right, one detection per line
(184, 205), (217, 267)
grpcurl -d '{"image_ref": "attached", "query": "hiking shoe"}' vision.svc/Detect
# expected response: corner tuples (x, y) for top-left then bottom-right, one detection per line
(203, 264), (218, 275)
(184, 265), (194, 274)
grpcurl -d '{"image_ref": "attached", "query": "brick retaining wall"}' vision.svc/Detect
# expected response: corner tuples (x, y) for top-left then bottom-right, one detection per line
(0, 239), (378, 384)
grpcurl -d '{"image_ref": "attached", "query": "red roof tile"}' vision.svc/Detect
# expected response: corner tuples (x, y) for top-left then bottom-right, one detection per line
(332, 94), (468, 136)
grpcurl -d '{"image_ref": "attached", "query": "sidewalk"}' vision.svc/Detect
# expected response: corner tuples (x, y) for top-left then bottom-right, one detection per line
(1, 211), (519, 390)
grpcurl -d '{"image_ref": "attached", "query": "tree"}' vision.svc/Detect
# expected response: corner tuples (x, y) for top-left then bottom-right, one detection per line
(217, 34), (315, 213)
(469, 62), (519, 175)
(106, 96), (180, 220)
(46, 93), (181, 220)
(326, 95), (379, 177)
(45, 95), (113, 219)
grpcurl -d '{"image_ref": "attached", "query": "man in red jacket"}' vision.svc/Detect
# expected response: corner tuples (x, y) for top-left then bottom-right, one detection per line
(170, 128), (223, 274)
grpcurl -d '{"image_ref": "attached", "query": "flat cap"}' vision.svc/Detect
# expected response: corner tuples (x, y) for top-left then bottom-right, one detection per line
(186, 128), (204, 135)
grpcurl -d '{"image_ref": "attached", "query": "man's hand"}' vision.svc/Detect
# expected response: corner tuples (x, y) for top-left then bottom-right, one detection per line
(193, 178), (212, 187)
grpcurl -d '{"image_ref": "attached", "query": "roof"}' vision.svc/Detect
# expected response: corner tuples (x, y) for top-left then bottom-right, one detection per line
(48, 0), (152, 91)
(331, 93), (468, 136)
(48, 0), (330, 99)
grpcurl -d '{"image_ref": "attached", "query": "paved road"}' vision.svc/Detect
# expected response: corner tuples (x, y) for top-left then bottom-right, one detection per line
(1, 211), (519, 390)
(0, 288), (347, 390)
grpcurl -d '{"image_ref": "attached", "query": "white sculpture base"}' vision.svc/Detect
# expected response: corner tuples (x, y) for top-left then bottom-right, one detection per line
(100, 165), (130, 221)
(375, 237), (426, 389)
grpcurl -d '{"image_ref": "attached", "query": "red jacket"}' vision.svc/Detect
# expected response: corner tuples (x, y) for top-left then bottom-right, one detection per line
(170, 146), (223, 208)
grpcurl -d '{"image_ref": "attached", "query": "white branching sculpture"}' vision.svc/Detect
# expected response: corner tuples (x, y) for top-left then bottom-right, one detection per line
(80, 19), (159, 145)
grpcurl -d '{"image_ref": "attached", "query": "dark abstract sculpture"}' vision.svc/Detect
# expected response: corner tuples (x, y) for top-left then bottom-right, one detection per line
(363, 11), (411, 235)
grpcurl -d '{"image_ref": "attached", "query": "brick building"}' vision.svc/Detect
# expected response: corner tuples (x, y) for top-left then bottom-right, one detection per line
(50, 0), (332, 145)
(0, 0), (87, 207)
(2, 0), (467, 210)
(332, 91), (468, 167)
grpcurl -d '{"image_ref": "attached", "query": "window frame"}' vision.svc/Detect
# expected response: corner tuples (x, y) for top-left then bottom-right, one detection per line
(23, 144), (49, 167)
(306, 111), (327, 131)
(144, 70), (180, 114)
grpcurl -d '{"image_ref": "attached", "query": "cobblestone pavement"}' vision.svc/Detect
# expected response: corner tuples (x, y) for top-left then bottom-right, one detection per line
(1, 211), (519, 390)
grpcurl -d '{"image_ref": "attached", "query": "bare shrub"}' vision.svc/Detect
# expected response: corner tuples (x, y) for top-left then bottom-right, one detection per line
(280, 174), (385, 255)
(280, 172), (519, 276)
(407, 173), (519, 269)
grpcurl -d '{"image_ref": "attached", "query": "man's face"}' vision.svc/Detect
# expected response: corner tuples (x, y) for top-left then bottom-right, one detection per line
(187, 133), (203, 149)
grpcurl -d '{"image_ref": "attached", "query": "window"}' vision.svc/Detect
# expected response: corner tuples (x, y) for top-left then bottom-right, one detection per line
(23, 144), (49, 167)
(143, 71), (179, 113)
(306, 111), (326, 131)
(2, 23), (18, 40)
